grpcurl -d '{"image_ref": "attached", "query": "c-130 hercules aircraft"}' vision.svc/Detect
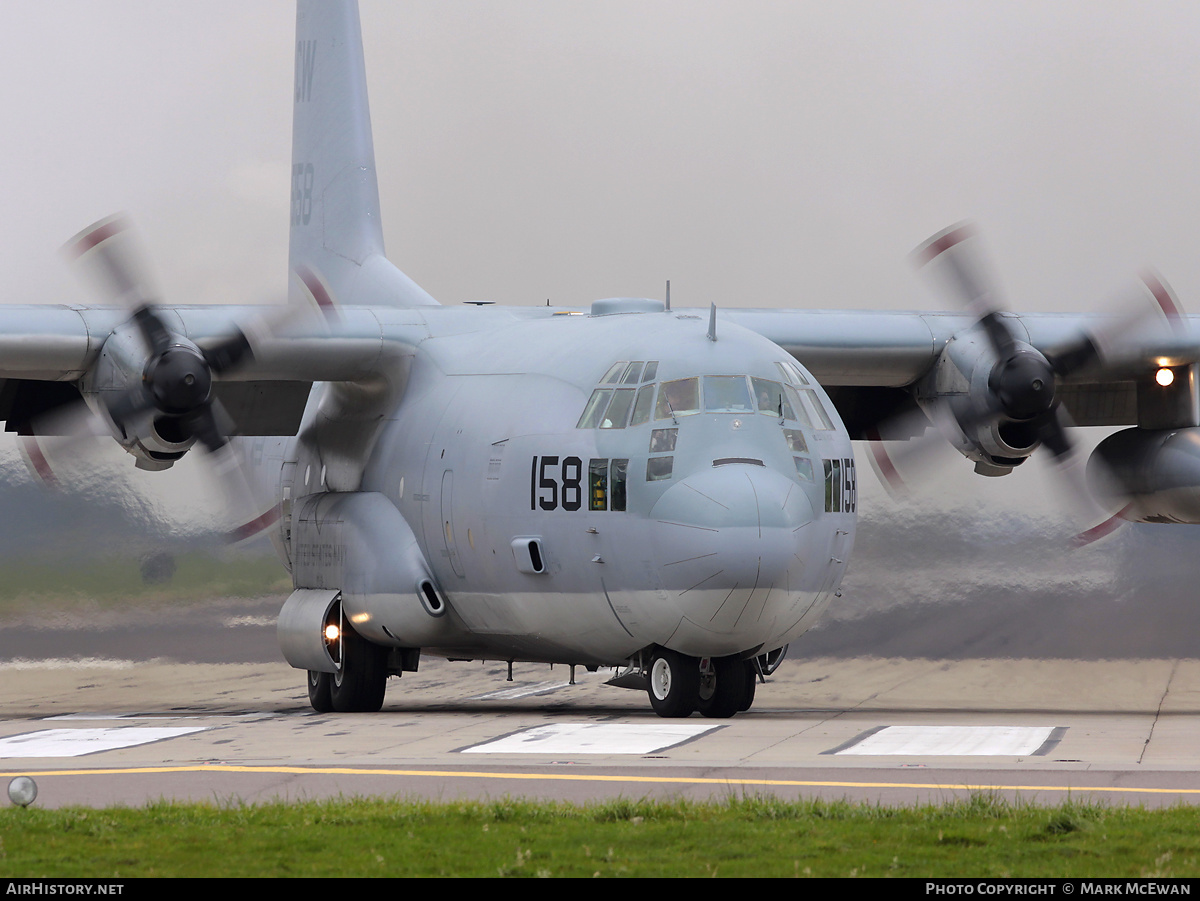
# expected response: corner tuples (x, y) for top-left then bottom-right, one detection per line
(6, 1), (1200, 718)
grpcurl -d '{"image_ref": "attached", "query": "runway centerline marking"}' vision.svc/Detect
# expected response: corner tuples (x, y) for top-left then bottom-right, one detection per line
(0, 764), (1197, 798)
(462, 723), (718, 754)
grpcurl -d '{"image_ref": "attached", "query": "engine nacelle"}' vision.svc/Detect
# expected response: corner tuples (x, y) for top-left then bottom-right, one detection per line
(1089, 427), (1200, 524)
(917, 328), (1048, 475)
(278, 491), (464, 672)
(82, 324), (198, 471)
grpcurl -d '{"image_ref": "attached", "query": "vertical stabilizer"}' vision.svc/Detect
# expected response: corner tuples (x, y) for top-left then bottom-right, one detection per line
(290, 1), (438, 308)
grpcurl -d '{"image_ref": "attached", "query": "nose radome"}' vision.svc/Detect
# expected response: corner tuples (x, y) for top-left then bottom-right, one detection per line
(650, 463), (812, 533)
(648, 463), (818, 655)
(649, 464), (814, 589)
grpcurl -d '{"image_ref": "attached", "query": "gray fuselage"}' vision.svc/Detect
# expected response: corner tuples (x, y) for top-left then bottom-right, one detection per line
(249, 304), (856, 667)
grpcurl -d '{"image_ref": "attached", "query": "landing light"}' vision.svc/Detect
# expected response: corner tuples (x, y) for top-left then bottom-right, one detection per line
(1156, 367), (1175, 387)
(324, 623), (340, 643)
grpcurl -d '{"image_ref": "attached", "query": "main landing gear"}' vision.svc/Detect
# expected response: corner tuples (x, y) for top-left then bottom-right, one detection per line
(307, 619), (389, 713)
(646, 648), (758, 719)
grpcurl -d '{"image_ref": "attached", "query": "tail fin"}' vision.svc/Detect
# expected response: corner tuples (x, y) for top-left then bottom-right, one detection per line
(290, 1), (438, 308)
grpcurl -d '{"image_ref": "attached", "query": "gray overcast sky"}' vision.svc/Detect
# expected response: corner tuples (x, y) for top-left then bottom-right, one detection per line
(2, 0), (1200, 525)
(3, 0), (1200, 315)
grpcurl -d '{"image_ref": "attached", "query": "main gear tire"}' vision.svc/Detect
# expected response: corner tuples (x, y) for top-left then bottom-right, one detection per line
(696, 656), (751, 719)
(329, 623), (388, 712)
(307, 669), (334, 713)
(647, 648), (700, 718)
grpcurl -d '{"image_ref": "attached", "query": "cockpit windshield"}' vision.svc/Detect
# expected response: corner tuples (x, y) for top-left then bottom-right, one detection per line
(578, 365), (834, 430)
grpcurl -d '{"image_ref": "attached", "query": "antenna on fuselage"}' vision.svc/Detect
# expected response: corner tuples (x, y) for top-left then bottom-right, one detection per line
(665, 280), (671, 311)
(707, 302), (717, 341)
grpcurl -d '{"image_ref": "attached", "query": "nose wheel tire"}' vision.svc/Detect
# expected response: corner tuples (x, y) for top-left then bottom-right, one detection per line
(329, 622), (389, 712)
(696, 656), (754, 719)
(647, 649), (700, 718)
(307, 670), (333, 713)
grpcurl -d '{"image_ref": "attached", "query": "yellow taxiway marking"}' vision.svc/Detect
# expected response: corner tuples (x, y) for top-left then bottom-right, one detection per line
(0, 764), (1196, 796)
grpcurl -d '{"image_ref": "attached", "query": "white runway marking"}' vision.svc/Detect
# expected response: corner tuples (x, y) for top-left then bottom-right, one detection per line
(221, 616), (276, 628)
(835, 725), (1057, 756)
(4, 658), (142, 670)
(470, 671), (602, 701)
(471, 681), (571, 700)
(0, 727), (205, 758)
(462, 722), (718, 754)
(45, 714), (254, 722)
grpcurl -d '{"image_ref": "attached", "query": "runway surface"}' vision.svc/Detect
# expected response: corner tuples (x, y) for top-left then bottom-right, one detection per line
(2, 597), (1200, 809)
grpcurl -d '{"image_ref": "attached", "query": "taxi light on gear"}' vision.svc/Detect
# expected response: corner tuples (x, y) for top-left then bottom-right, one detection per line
(324, 623), (340, 642)
(1156, 367), (1175, 387)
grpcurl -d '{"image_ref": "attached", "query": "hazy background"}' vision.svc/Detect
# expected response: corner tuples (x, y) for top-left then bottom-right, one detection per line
(0, 1), (1198, 654)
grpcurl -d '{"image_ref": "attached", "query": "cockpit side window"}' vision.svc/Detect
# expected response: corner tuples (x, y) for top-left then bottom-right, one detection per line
(620, 361), (644, 384)
(577, 388), (613, 429)
(630, 384), (655, 426)
(600, 362), (627, 384)
(600, 388), (636, 429)
(801, 388), (836, 430)
(752, 378), (800, 423)
(783, 384), (810, 428)
(776, 360), (810, 386)
(654, 378), (700, 420)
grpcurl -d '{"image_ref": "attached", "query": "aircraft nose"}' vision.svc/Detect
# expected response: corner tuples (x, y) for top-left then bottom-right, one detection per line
(651, 463), (812, 535)
(648, 463), (818, 653)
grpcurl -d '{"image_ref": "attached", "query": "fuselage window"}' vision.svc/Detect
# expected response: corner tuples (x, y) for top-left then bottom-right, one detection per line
(630, 384), (655, 427)
(703, 376), (753, 413)
(824, 458), (842, 512)
(654, 378), (700, 420)
(823, 457), (856, 512)
(802, 388), (836, 430)
(577, 388), (614, 429)
(794, 457), (814, 481)
(600, 388), (636, 429)
(650, 427), (678, 452)
(647, 456), (674, 481)
(601, 362), (627, 384)
(589, 458), (608, 510)
(642, 361), (659, 382)
(610, 459), (628, 511)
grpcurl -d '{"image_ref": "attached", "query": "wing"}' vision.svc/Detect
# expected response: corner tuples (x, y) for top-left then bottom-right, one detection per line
(722, 307), (1191, 433)
(0, 303), (429, 437)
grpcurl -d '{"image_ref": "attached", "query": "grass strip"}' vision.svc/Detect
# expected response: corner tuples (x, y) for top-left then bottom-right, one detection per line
(0, 552), (289, 612)
(0, 794), (1197, 877)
